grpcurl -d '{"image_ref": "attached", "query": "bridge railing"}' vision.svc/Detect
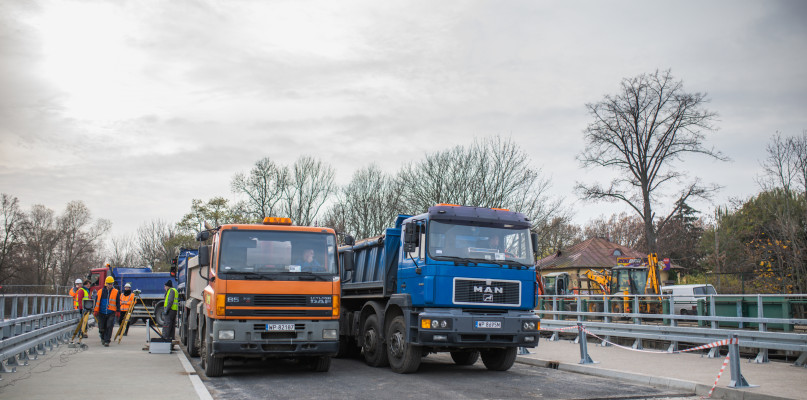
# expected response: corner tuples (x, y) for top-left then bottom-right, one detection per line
(0, 294), (79, 377)
(535, 294), (807, 366)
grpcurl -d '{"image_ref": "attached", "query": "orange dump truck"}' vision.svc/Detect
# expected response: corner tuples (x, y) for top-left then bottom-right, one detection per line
(179, 217), (351, 377)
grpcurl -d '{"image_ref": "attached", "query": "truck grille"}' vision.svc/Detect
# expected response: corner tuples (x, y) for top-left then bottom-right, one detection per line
(253, 295), (308, 307)
(453, 278), (520, 306)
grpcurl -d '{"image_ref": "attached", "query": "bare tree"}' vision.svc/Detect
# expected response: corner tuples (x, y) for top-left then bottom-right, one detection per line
(397, 136), (562, 229)
(583, 212), (645, 249)
(0, 194), (22, 284)
(54, 201), (110, 287)
(281, 156), (336, 226)
(759, 132), (799, 192)
(18, 205), (60, 286)
(231, 157), (288, 220)
(107, 234), (139, 268)
(576, 69), (726, 262)
(135, 219), (179, 272)
(322, 165), (403, 239)
(534, 215), (582, 258)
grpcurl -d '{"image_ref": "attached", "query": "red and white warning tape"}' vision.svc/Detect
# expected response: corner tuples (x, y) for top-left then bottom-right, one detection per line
(703, 352), (731, 398)
(540, 326), (580, 332)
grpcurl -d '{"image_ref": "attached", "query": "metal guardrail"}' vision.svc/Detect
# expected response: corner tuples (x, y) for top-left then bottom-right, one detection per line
(0, 294), (79, 378)
(535, 294), (807, 366)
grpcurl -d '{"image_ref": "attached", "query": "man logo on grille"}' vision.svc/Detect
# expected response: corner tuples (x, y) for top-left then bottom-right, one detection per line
(473, 285), (503, 294)
(483, 294), (494, 302)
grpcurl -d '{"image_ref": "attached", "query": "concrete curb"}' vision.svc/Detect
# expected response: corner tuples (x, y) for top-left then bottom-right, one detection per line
(516, 356), (790, 400)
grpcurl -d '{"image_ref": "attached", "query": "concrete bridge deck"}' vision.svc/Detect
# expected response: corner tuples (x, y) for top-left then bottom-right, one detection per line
(1, 324), (804, 400)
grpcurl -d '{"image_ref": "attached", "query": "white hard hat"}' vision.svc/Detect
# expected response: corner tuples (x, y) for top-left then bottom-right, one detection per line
(124, 283), (131, 288)
(75, 278), (82, 284)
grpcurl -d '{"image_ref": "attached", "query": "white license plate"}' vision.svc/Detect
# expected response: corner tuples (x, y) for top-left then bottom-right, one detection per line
(475, 321), (501, 329)
(266, 323), (295, 331)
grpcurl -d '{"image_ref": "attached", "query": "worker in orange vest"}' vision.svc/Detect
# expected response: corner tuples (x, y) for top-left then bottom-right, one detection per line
(94, 276), (120, 347)
(118, 283), (135, 336)
(69, 278), (82, 310)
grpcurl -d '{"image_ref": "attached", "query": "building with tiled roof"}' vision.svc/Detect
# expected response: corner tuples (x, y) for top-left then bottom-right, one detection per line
(536, 237), (673, 293)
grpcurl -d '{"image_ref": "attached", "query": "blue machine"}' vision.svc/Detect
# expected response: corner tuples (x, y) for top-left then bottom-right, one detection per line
(338, 204), (540, 373)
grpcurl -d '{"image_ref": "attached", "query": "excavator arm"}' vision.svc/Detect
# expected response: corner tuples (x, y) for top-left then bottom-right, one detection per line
(584, 269), (612, 295)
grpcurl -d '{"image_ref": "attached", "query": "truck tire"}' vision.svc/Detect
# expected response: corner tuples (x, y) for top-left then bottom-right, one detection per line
(450, 350), (479, 366)
(153, 304), (165, 326)
(203, 318), (223, 377)
(480, 348), (517, 371)
(308, 356), (331, 372)
(197, 317), (206, 363)
(179, 313), (188, 346)
(187, 327), (199, 357)
(361, 314), (389, 367)
(386, 316), (421, 374)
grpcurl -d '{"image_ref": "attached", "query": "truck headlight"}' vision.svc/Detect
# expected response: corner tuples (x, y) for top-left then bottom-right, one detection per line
(523, 321), (537, 331)
(322, 329), (338, 340)
(218, 330), (234, 340)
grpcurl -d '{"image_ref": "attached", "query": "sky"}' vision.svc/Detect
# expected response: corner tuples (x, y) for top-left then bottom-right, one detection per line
(1, 0), (806, 242)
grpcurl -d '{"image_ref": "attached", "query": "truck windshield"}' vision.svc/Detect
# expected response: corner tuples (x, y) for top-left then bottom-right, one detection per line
(218, 230), (337, 278)
(427, 221), (532, 265)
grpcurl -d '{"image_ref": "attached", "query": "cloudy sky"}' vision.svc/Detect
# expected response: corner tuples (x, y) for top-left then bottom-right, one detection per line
(1, 0), (805, 240)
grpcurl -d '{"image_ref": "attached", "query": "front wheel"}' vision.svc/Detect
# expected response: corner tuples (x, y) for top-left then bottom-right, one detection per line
(361, 315), (389, 367)
(480, 348), (517, 371)
(385, 316), (421, 374)
(450, 350), (479, 366)
(203, 319), (224, 377)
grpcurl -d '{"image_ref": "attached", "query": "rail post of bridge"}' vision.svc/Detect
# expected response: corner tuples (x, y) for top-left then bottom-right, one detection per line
(728, 334), (757, 389)
(577, 323), (597, 364)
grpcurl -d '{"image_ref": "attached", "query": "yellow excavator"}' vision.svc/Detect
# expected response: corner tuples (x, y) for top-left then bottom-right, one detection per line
(583, 253), (662, 314)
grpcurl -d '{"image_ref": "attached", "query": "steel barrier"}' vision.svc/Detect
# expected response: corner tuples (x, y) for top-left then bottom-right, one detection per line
(0, 294), (80, 379)
(536, 294), (807, 366)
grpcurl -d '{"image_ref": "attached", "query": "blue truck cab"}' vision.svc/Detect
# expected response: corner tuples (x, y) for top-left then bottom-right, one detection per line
(338, 204), (540, 373)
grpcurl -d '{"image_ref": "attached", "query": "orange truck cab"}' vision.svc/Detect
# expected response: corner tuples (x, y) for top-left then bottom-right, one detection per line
(184, 218), (352, 377)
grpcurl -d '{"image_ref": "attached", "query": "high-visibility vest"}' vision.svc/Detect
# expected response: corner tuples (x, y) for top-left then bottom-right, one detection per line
(94, 288), (119, 313)
(120, 292), (135, 312)
(164, 287), (179, 311)
(76, 287), (90, 310)
(69, 287), (78, 309)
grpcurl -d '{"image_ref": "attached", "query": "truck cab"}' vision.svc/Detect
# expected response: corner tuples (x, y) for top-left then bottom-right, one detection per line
(188, 217), (347, 377)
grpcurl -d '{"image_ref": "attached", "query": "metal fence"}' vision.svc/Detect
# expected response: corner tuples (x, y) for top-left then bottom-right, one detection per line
(0, 294), (79, 377)
(535, 294), (807, 366)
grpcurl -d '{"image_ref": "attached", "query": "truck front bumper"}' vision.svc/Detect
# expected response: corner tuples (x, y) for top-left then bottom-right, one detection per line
(210, 319), (339, 358)
(413, 309), (540, 349)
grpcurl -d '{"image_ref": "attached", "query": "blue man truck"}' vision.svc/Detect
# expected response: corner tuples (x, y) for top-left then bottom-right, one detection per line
(338, 204), (541, 373)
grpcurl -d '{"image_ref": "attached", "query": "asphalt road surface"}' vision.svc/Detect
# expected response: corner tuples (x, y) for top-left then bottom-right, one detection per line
(190, 352), (695, 400)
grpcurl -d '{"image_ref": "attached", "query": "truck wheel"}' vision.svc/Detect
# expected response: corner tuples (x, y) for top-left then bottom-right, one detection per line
(153, 305), (165, 326)
(480, 348), (517, 371)
(179, 314), (188, 346)
(203, 320), (223, 377)
(361, 314), (389, 367)
(450, 350), (479, 366)
(187, 328), (199, 357)
(308, 356), (331, 372)
(386, 316), (421, 374)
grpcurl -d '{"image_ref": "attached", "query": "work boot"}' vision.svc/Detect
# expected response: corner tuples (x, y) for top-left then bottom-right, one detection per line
(103, 342), (109, 347)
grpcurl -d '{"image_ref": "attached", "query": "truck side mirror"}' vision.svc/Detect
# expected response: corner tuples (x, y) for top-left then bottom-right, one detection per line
(344, 235), (355, 246)
(196, 231), (210, 242)
(342, 250), (354, 272)
(403, 222), (418, 253)
(198, 245), (211, 267)
(530, 232), (539, 254)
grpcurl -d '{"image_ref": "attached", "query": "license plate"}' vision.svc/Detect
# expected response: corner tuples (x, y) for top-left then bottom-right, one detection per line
(475, 321), (501, 329)
(266, 323), (295, 331)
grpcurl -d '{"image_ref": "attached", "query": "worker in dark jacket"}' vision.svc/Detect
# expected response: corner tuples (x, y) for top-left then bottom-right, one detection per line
(162, 280), (179, 346)
(94, 276), (120, 347)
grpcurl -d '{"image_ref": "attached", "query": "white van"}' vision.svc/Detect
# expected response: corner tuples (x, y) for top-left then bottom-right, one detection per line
(661, 284), (717, 314)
